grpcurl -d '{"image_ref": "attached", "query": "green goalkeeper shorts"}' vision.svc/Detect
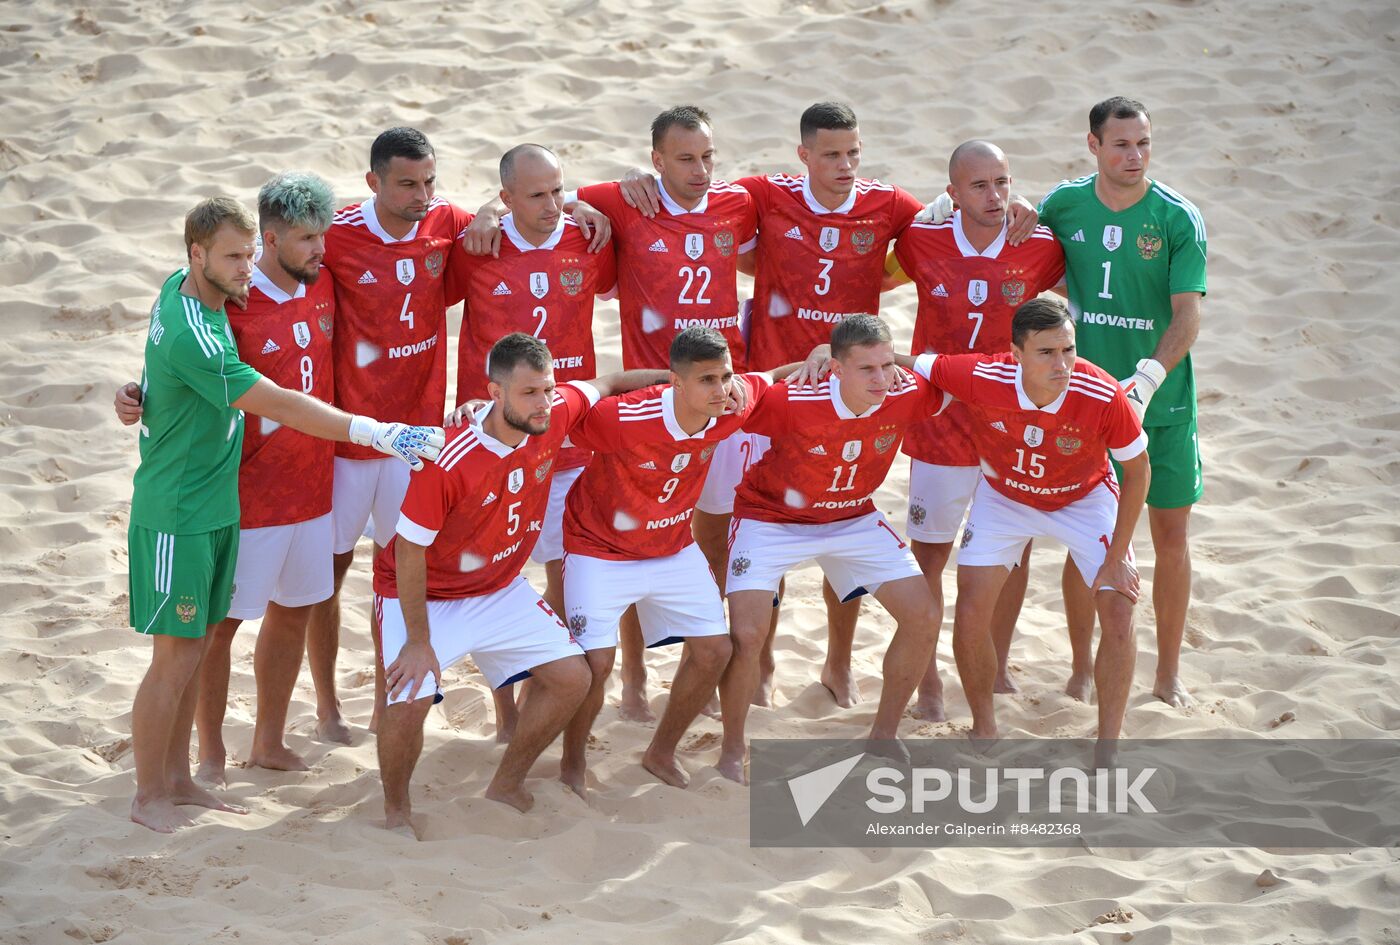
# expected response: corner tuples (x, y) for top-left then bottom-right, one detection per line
(1112, 418), (1203, 510)
(128, 523), (239, 637)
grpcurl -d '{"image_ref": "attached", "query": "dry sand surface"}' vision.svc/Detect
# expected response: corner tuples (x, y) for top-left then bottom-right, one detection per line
(2, 0), (1398, 942)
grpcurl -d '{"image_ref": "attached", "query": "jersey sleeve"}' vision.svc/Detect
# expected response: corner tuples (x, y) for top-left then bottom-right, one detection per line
(594, 242), (619, 296)
(736, 175), (772, 219)
(576, 182), (626, 221)
(737, 191), (759, 253)
(734, 371), (774, 422)
(397, 461), (457, 546)
(1035, 181), (1069, 230)
(443, 233), (479, 308)
(558, 380), (603, 433)
(166, 329), (261, 408)
(738, 379), (789, 436)
(889, 186), (924, 236)
(1166, 203), (1208, 297)
(1103, 387), (1149, 461)
(917, 352), (981, 405)
(565, 394), (621, 453)
(1036, 235), (1067, 291)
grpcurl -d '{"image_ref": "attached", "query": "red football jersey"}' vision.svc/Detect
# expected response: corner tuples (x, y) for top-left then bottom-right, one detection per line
(734, 372), (948, 525)
(447, 213), (617, 472)
(324, 195), (472, 460)
(576, 179), (757, 370)
(228, 266), (336, 529)
(920, 353), (1146, 512)
(563, 373), (772, 560)
(373, 382), (598, 599)
(740, 174), (922, 370)
(897, 214), (1066, 466)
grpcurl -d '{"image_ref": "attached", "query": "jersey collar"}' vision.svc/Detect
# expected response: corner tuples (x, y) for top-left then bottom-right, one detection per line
(502, 212), (566, 252)
(657, 177), (709, 215)
(829, 379), (878, 419)
(360, 195), (422, 244)
(952, 211), (1007, 259)
(801, 175), (857, 215)
(1014, 365), (1069, 415)
(661, 387), (717, 440)
(469, 404), (526, 457)
(249, 262), (306, 304)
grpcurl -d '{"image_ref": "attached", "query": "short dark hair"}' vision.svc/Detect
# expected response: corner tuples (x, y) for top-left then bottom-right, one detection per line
(487, 332), (552, 383)
(1010, 298), (1074, 347)
(370, 127), (435, 178)
(669, 326), (731, 370)
(800, 102), (858, 143)
(830, 314), (891, 359)
(499, 143), (557, 189)
(651, 105), (712, 150)
(1089, 97), (1150, 141)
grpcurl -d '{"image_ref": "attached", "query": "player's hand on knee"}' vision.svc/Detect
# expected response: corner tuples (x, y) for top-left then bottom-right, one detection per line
(571, 201), (613, 252)
(386, 641), (440, 703)
(114, 381), (143, 425)
(1004, 195), (1040, 245)
(1092, 557), (1140, 603)
(462, 211), (503, 258)
(618, 168), (661, 217)
(913, 192), (955, 225)
(444, 399), (489, 429)
(350, 417), (446, 471)
(1118, 358), (1166, 421)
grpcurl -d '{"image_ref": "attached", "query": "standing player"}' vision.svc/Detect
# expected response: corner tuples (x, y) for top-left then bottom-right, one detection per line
(310, 127), (472, 740)
(910, 299), (1149, 766)
(719, 315), (948, 783)
(558, 328), (822, 794)
(888, 140), (1065, 719)
(1037, 98), (1207, 707)
(373, 334), (666, 828)
(126, 197), (442, 832)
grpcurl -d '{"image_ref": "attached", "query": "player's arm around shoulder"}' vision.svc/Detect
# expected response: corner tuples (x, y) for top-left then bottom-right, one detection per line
(584, 369), (671, 401)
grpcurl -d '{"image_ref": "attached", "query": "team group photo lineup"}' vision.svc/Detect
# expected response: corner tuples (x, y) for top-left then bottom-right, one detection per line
(6, 3), (1395, 940)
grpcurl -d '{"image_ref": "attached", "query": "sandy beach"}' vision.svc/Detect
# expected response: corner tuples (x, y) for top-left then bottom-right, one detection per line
(1, 0), (1398, 942)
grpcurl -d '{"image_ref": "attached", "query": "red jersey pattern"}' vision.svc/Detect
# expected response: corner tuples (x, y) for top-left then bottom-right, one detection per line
(576, 179), (757, 370)
(896, 213), (1065, 466)
(373, 382), (598, 599)
(740, 174), (923, 369)
(228, 266), (336, 529)
(564, 373), (772, 560)
(324, 195), (472, 460)
(446, 213), (617, 472)
(735, 372), (948, 525)
(921, 353), (1146, 512)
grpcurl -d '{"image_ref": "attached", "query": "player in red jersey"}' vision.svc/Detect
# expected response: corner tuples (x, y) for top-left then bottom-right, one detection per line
(373, 334), (668, 828)
(888, 140), (1067, 720)
(115, 174), (343, 784)
(308, 128), (473, 742)
(718, 316), (951, 783)
(910, 299), (1149, 766)
(558, 328), (823, 793)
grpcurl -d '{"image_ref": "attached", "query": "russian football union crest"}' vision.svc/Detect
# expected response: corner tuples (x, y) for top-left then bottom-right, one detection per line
(425, 250), (444, 278)
(318, 313), (333, 337)
(842, 440), (862, 461)
(960, 526), (974, 549)
(396, 258), (416, 285)
(910, 504), (927, 527)
(684, 232), (705, 260)
(874, 433), (897, 454)
(714, 229), (735, 257)
(1023, 425), (1044, 448)
(293, 321), (312, 349)
(559, 268), (584, 296)
(1102, 225), (1122, 252)
(967, 279), (989, 306)
(1137, 233), (1163, 260)
(535, 459), (554, 482)
(731, 555), (751, 577)
(1000, 279), (1027, 307)
(851, 228), (875, 255)
(819, 226), (840, 253)
(1056, 435), (1082, 455)
(569, 614), (587, 637)
(529, 272), (549, 299)
(507, 468), (525, 493)
(700, 444), (716, 462)
(176, 598), (197, 624)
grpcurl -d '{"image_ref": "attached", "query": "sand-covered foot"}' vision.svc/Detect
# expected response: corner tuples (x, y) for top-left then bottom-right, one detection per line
(169, 781), (247, 814)
(130, 797), (193, 834)
(315, 714), (353, 745)
(249, 744), (310, 772)
(642, 747), (690, 788)
(994, 667), (1020, 694)
(1065, 670), (1093, 703)
(820, 664), (862, 708)
(1153, 675), (1193, 708)
(194, 759), (226, 788)
(484, 782), (535, 813)
(715, 749), (747, 785)
(619, 687), (656, 723)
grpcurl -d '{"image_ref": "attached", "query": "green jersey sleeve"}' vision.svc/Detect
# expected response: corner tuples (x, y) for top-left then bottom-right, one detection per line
(167, 326), (261, 408)
(1166, 203), (1208, 297)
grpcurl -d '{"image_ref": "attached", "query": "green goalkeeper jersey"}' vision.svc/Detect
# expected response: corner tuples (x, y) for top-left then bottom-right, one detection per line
(1038, 175), (1207, 426)
(129, 269), (261, 534)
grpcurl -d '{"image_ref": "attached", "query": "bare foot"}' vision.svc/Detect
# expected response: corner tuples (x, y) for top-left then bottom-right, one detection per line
(993, 666), (1020, 694)
(619, 688), (656, 723)
(1065, 669), (1093, 702)
(1153, 675), (1193, 708)
(715, 749), (747, 785)
(484, 782), (534, 813)
(751, 670), (775, 708)
(1093, 739), (1119, 770)
(820, 664), (861, 709)
(314, 714), (353, 745)
(700, 694), (721, 720)
(194, 759), (226, 788)
(130, 797), (192, 833)
(494, 719), (515, 744)
(249, 744), (310, 772)
(865, 736), (910, 765)
(642, 747), (690, 788)
(967, 726), (999, 754)
(559, 763), (589, 801)
(910, 680), (946, 721)
(384, 807), (420, 839)
(169, 781), (247, 814)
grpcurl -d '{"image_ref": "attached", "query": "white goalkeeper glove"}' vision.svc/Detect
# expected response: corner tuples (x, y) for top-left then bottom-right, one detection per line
(913, 192), (956, 225)
(1118, 358), (1167, 421)
(349, 416), (446, 471)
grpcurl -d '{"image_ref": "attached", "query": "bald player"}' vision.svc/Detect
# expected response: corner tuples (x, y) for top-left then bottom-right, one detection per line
(887, 140), (1065, 719)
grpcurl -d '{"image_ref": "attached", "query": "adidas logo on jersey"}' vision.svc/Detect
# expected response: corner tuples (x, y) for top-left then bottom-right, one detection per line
(492, 281), (511, 296)
(638, 460), (658, 470)
(261, 338), (280, 354)
(358, 270), (377, 284)
(481, 491), (498, 506)
(991, 421), (1007, 432)
(932, 283), (948, 297)
(1071, 229), (1085, 243)
(784, 226), (803, 240)
(808, 445), (828, 455)
(648, 239), (667, 253)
